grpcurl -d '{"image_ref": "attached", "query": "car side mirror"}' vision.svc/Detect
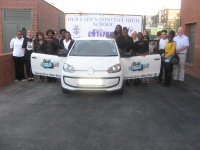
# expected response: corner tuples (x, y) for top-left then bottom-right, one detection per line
(121, 52), (132, 58)
(58, 51), (68, 57)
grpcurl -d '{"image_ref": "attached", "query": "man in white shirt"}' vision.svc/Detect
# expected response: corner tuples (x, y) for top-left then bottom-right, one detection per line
(157, 30), (168, 83)
(173, 27), (189, 82)
(10, 31), (25, 81)
(159, 30), (168, 50)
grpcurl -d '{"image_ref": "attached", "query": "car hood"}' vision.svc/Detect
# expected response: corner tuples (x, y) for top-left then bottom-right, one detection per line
(66, 56), (120, 71)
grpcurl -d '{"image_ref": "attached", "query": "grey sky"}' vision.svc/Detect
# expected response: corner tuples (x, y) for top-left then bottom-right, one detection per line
(46, 0), (181, 15)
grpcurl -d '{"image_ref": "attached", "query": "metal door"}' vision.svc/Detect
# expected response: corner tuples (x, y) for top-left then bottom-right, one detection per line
(186, 23), (196, 65)
(3, 22), (18, 53)
(2, 10), (32, 53)
(31, 53), (67, 78)
(122, 54), (161, 79)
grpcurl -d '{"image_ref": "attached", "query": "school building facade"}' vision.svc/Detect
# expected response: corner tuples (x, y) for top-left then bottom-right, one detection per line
(181, 0), (200, 78)
(0, 0), (65, 87)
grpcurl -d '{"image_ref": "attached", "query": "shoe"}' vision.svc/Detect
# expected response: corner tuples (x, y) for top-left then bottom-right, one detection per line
(52, 79), (57, 84)
(22, 79), (26, 82)
(125, 81), (130, 86)
(134, 79), (140, 86)
(40, 76), (45, 81)
(146, 79), (150, 84)
(31, 78), (34, 82)
(15, 80), (18, 82)
(162, 83), (170, 87)
(156, 80), (162, 84)
(28, 78), (32, 82)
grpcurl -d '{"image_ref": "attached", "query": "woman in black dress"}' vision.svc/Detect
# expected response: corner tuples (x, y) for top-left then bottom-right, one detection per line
(40, 29), (63, 83)
(134, 32), (149, 85)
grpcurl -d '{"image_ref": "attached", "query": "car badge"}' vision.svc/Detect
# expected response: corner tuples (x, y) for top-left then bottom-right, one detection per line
(88, 68), (95, 75)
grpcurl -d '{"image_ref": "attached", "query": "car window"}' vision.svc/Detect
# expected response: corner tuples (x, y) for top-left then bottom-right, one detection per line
(69, 40), (118, 56)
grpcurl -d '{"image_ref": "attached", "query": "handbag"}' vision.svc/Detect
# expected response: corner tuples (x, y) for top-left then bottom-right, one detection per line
(170, 53), (180, 64)
(170, 42), (180, 65)
(159, 49), (165, 55)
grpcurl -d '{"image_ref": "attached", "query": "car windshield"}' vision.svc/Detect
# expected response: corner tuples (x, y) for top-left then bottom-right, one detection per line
(69, 40), (118, 56)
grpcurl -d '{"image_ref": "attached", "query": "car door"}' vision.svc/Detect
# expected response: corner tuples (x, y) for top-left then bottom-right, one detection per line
(31, 53), (66, 78)
(121, 54), (161, 79)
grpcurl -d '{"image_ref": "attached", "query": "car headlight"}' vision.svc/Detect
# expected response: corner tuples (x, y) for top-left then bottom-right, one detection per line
(63, 63), (75, 73)
(107, 64), (121, 73)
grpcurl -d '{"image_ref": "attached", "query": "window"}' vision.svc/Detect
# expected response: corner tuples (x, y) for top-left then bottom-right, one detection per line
(4, 10), (32, 21)
(70, 40), (118, 57)
(2, 10), (32, 53)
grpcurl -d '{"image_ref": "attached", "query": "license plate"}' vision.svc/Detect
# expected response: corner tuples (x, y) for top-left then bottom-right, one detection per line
(78, 79), (103, 86)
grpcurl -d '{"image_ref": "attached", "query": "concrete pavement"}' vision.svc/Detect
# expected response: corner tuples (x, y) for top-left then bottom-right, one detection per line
(0, 75), (200, 150)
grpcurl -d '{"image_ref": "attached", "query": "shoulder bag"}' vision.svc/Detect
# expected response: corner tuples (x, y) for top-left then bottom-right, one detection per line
(170, 42), (180, 65)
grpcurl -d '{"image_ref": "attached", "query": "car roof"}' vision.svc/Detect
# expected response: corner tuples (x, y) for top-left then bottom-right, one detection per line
(75, 38), (114, 41)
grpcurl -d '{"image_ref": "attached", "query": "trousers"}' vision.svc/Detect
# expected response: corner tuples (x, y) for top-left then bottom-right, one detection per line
(13, 56), (25, 80)
(164, 62), (173, 85)
(173, 54), (186, 81)
(25, 59), (34, 78)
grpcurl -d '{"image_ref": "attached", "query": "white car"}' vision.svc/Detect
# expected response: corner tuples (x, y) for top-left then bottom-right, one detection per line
(31, 38), (161, 94)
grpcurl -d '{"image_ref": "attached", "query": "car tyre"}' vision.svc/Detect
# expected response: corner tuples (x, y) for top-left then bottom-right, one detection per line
(62, 87), (71, 93)
(116, 81), (124, 94)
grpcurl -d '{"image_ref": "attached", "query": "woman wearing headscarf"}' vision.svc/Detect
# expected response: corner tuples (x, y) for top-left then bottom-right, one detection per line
(131, 31), (139, 43)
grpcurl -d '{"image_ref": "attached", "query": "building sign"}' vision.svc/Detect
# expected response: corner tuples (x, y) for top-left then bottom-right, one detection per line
(65, 14), (143, 39)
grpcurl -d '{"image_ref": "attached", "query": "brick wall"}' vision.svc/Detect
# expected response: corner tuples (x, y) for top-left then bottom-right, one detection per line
(0, 8), (3, 54)
(0, 0), (37, 87)
(0, 0), (65, 54)
(0, 53), (15, 87)
(38, 0), (65, 36)
(0, 0), (38, 45)
(181, 0), (200, 78)
(0, 0), (65, 87)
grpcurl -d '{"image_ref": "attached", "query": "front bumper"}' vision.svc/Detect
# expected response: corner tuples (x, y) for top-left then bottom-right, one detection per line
(61, 75), (123, 91)
(63, 76), (120, 88)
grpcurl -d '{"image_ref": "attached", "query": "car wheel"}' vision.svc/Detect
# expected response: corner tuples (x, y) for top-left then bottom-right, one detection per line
(62, 87), (71, 93)
(116, 82), (124, 94)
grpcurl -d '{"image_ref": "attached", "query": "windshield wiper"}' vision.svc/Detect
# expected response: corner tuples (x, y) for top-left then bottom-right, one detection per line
(103, 55), (118, 56)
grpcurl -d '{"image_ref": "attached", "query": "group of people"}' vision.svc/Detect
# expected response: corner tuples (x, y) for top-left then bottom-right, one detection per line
(11, 25), (189, 87)
(10, 28), (74, 83)
(112, 25), (189, 87)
